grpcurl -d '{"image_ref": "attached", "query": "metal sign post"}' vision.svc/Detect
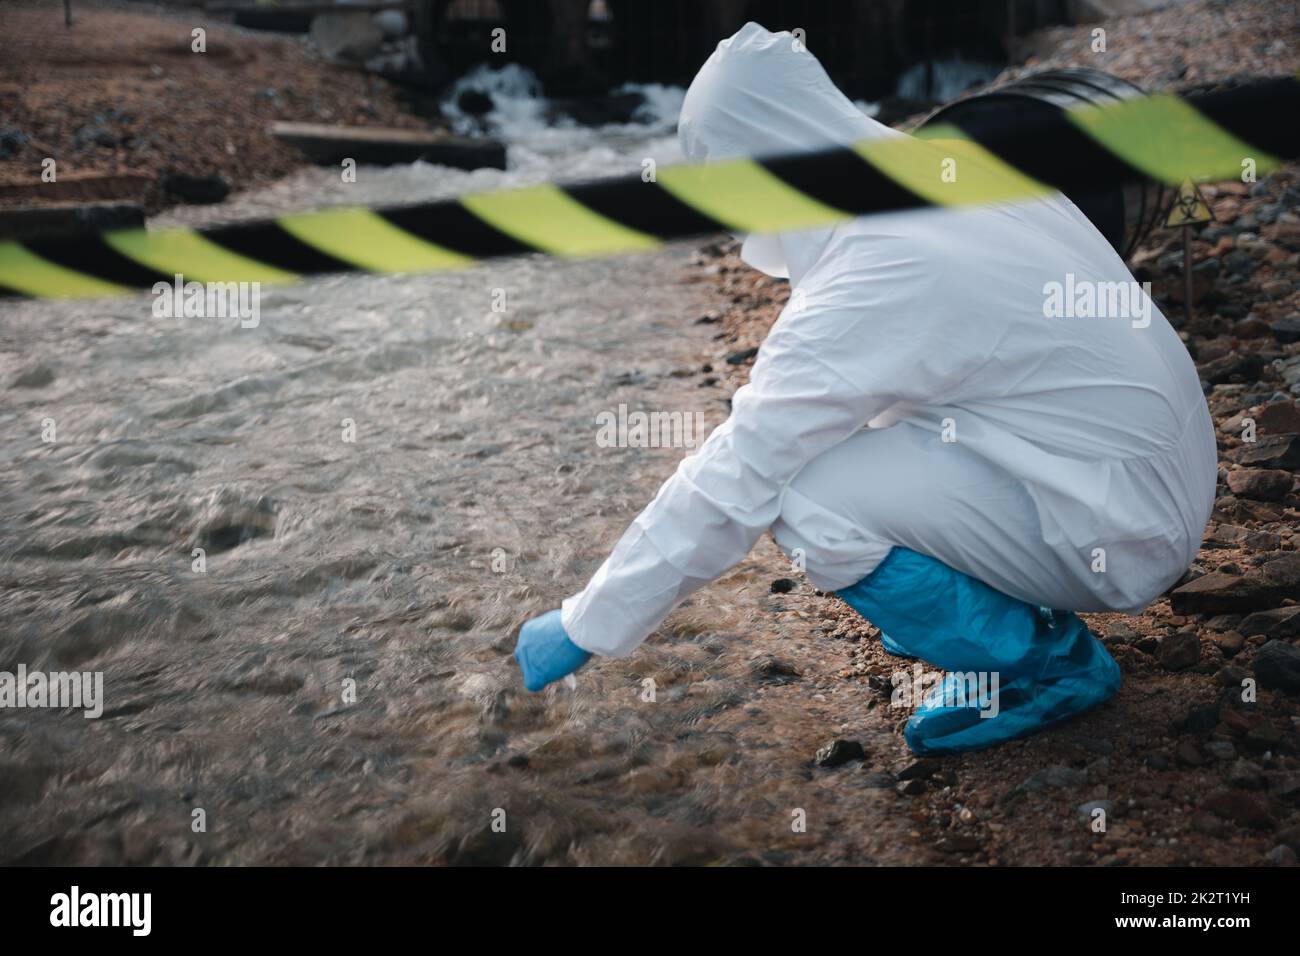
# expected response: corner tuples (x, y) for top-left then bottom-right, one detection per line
(1163, 178), (1215, 328)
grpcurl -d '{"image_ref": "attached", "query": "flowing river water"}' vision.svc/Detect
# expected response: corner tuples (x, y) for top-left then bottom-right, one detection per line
(1, 80), (925, 865)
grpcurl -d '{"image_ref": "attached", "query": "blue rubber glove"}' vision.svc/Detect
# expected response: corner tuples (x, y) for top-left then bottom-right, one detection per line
(514, 609), (592, 692)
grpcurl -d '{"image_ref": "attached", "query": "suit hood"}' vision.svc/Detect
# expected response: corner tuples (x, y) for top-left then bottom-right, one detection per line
(677, 22), (902, 283)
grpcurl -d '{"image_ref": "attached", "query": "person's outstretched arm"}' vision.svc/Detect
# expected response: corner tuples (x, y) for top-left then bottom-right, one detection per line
(516, 236), (956, 688)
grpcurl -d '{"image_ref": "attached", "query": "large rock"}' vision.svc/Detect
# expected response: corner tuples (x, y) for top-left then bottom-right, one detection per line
(1270, 772), (1300, 804)
(1256, 400), (1300, 434)
(1226, 468), (1294, 502)
(310, 12), (385, 63)
(1239, 606), (1300, 639)
(373, 10), (408, 38)
(1237, 434), (1300, 471)
(162, 171), (229, 205)
(1198, 351), (1265, 386)
(1205, 524), (1282, 551)
(1252, 640), (1300, 693)
(1201, 791), (1276, 830)
(814, 739), (865, 767)
(10, 362), (55, 388)
(1170, 553), (1300, 615)
(1228, 759), (1266, 791)
(1272, 315), (1300, 344)
(1159, 630), (1201, 670)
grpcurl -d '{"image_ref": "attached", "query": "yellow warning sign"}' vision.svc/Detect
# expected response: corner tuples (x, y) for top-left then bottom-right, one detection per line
(1165, 178), (1214, 227)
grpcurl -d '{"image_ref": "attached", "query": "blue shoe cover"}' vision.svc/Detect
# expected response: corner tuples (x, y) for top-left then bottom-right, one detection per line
(838, 548), (1120, 754)
(514, 609), (591, 692)
(902, 612), (1120, 754)
(879, 631), (914, 659)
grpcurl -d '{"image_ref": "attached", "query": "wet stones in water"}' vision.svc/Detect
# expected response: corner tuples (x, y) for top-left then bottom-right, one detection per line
(815, 739), (865, 768)
(749, 656), (801, 684)
(202, 524), (260, 552)
(193, 492), (278, 553)
(897, 758), (940, 781)
(9, 363), (55, 389)
(867, 674), (893, 699)
(444, 823), (523, 866)
(456, 89), (494, 117)
(547, 91), (647, 126)
(861, 770), (894, 789)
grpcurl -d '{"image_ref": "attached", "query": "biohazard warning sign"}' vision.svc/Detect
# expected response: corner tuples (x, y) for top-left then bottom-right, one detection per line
(1165, 178), (1214, 227)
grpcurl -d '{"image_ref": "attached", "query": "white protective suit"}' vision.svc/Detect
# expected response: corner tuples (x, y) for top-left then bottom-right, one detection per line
(561, 23), (1217, 658)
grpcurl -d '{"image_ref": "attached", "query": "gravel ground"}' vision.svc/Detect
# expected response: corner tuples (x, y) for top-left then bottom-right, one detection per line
(1000, 0), (1298, 91)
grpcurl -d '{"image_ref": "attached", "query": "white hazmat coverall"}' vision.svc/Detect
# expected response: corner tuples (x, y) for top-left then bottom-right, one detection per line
(561, 23), (1217, 659)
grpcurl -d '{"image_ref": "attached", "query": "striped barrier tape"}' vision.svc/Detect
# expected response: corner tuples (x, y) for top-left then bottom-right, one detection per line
(2, 76), (1297, 300)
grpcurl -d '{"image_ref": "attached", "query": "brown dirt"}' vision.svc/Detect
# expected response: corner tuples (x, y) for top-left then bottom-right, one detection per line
(0, 0), (429, 207)
(1002, 0), (1300, 91)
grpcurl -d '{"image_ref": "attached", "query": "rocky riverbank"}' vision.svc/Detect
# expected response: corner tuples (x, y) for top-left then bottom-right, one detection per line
(0, 1), (429, 209)
(689, 0), (1300, 865)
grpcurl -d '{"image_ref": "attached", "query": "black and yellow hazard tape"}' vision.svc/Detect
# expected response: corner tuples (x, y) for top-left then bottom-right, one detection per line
(2, 76), (1297, 300)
